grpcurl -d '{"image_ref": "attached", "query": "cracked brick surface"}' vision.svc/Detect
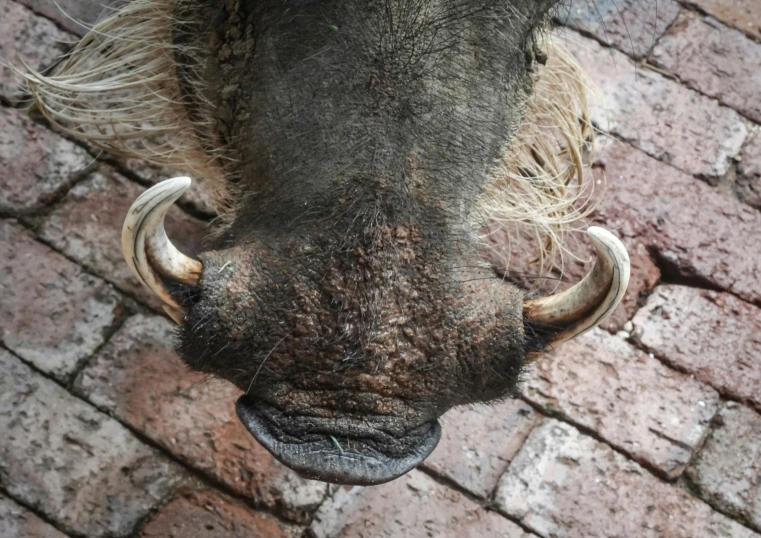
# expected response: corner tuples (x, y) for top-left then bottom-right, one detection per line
(0, 220), (124, 381)
(737, 132), (761, 209)
(14, 0), (123, 37)
(566, 30), (747, 178)
(521, 328), (720, 479)
(687, 403), (761, 532)
(0, 348), (187, 538)
(311, 470), (536, 538)
(0, 494), (69, 538)
(422, 399), (538, 499)
(558, 0), (681, 59)
(650, 12), (761, 124)
(0, 0), (73, 104)
(0, 107), (93, 216)
(74, 314), (328, 522)
(592, 139), (761, 306)
(684, 0), (761, 41)
(137, 489), (300, 538)
(633, 285), (761, 412)
(495, 420), (760, 538)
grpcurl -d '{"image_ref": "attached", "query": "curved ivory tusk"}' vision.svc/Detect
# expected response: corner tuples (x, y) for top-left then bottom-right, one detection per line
(524, 226), (630, 347)
(122, 177), (203, 316)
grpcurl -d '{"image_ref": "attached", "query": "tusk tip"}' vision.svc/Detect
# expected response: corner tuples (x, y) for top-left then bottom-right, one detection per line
(523, 226), (631, 351)
(163, 176), (192, 195)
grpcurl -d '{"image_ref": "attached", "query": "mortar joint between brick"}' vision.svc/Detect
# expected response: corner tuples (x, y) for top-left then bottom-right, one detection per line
(0, 484), (77, 538)
(629, 328), (761, 414)
(14, 219), (178, 319)
(6, 0), (85, 38)
(64, 311), (131, 390)
(675, 0), (761, 45)
(416, 464), (541, 537)
(516, 393), (687, 483)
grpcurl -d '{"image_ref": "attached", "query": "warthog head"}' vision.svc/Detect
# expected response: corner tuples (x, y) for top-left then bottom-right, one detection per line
(25, 0), (629, 485)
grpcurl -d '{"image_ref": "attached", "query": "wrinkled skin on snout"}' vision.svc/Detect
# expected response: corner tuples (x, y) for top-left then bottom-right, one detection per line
(121, 0), (629, 485)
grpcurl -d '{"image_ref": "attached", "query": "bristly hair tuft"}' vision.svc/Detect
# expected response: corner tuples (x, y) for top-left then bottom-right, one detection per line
(16, 0), (230, 214)
(477, 33), (600, 285)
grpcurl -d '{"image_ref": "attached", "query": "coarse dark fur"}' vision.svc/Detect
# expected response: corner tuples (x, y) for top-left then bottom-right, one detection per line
(21, 0), (595, 483)
(173, 0), (556, 434)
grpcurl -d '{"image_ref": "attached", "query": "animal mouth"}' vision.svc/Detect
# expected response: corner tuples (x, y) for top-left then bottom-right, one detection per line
(235, 396), (441, 485)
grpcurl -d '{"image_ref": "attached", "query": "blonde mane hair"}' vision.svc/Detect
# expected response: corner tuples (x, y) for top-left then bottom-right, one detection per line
(19, 0), (597, 279)
(479, 35), (598, 282)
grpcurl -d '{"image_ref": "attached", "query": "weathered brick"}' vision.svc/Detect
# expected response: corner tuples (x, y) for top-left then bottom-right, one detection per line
(684, 0), (761, 41)
(311, 470), (534, 538)
(0, 0), (72, 103)
(593, 139), (761, 306)
(39, 169), (208, 311)
(633, 285), (761, 411)
(737, 131), (761, 209)
(0, 348), (187, 538)
(74, 315), (328, 522)
(138, 489), (298, 538)
(650, 12), (761, 124)
(558, 0), (681, 58)
(687, 403), (761, 532)
(422, 399), (538, 499)
(0, 494), (69, 538)
(521, 329), (719, 478)
(0, 220), (123, 380)
(565, 30), (747, 178)
(0, 107), (93, 216)
(495, 419), (759, 538)
(15, 0), (122, 37)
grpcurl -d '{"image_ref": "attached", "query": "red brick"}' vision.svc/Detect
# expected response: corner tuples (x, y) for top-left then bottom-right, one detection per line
(422, 399), (538, 499)
(737, 131), (761, 209)
(557, 0), (680, 58)
(650, 12), (761, 124)
(138, 489), (299, 538)
(495, 419), (759, 538)
(38, 169), (209, 311)
(0, 348), (187, 538)
(633, 285), (761, 411)
(684, 0), (761, 41)
(14, 0), (122, 37)
(565, 30), (747, 178)
(521, 329), (719, 478)
(311, 470), (534, 538)
(0, 220), (123, 380)
(0, 107), (93, 215)
(74, 315), (328, 522)
(0, 495), (69, 538)
(593, 139), (761, 306)
(0, 0), (72, 103)
(687, 403), (761, 532)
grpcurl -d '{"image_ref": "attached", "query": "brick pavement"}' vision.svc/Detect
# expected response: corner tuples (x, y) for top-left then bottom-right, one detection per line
(1, 0), (760, 537)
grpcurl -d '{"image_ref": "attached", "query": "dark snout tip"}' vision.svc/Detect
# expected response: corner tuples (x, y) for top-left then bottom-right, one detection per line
(235, 396), (441, 486)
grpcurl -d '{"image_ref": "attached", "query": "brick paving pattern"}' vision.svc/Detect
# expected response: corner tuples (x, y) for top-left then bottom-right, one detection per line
(0, 0), (760, 537)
